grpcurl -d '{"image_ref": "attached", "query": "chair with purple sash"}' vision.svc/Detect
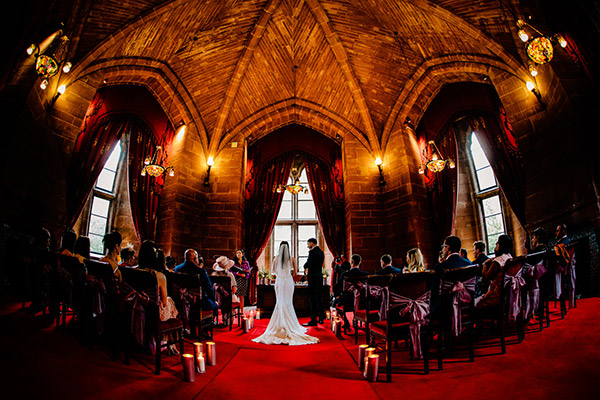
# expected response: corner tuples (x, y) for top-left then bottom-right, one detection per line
(522, 250), (550, 331)
(559, 243), (577, 318)
(436, 265), (481, 370)
(335, 275), (368, 339)
(370, 271), (433, 381)
(57, 254), (87, 336)
(210, 274), (240, 330)
(84, 259), (120, 350)
(164, 271), (213, 340)
(502, 257), (527, 343)
(120, 267), (184, 375)
(355, 275), (392, 346)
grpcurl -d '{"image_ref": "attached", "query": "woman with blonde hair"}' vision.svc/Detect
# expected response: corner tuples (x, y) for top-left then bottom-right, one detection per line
(403, 248), (426, 273)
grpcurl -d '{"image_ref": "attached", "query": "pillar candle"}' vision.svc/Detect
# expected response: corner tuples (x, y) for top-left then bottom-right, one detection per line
(358, 344), (368, 370)
(334, 318), (341, 336)
(183, 354), (195, 382)
(256, 309), (261, 320)
(193, 342), (203, 372)
(206, 341), (217, 366)
(249, 314), (254, 329)
(364, 347), (376, 372)
(325, 310), (331, 320)
(242, 317), (249, 333)
(331, 317), (336, 333)
(365, 354), (380, 382)
(197, 353), (206, 373)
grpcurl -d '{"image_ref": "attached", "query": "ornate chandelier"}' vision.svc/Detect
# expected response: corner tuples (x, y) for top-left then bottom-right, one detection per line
(516, 19), (567, 76)
(275, 179), (309, 195)
(27, 30), (72, 90)
(141, 145), (174, 178)
(419, 140), (455, 175)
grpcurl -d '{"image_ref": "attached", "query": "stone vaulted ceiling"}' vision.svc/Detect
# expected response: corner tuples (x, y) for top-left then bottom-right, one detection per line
(65, 0), (526, 158)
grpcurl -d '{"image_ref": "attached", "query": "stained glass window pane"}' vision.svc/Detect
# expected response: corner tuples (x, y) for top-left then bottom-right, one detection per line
(89, 214), (107, 236)
(482, 195), (502, 216)
(485, 214), (505, 236)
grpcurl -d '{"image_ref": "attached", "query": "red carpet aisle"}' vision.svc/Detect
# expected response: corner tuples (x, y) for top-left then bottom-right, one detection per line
(197, 321), (377, 400)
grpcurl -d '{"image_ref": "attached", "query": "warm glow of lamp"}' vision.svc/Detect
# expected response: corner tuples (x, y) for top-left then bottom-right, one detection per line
(57, 84), (66, 95)
(419, 140), (454, 174)
(528, 63), (538, 77)
(374, 157), (382, 166)
(518, 30), (529, 42)
(62, 61), (72, 73)
(207, 156), (214, 167)
(558, 36), (567, 48)
(140, 145), (174, 178)
(526, 81), (535, 91)
(40, 79), (48, 90)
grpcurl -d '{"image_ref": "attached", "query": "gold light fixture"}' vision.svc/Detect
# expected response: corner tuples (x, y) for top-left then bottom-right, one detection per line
(203, 156), (214, 186)
(375, 157), (386, 186)
(27, 29), (72, 90)
(141, 145), (174, 178)
(275, 178), (309, 195)
(516, 19), (567, 76)
(418, 140), (455, 175)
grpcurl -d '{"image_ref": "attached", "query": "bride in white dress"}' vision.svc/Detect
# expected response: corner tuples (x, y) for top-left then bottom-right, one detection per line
(252, 241), (319, 346)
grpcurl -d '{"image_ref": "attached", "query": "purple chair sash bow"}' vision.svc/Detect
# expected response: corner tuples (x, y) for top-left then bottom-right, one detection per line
(567, 252), (576, 309)
(369, 285), (389, 320)
(212, 283), (230, 307)
(86, 275), (106, 317)
(504, 269), (526, 321)
(440, 277), (477, 336)
(343, 281), (364, 312)
(523, 261), (546, 319)
(390, 291), (431, 358)
(122, 283), (157, 346)
(172, 285), (200, 328)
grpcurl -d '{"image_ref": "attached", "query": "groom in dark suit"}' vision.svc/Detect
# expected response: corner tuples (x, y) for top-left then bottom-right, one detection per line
(303, 237), (325, 326)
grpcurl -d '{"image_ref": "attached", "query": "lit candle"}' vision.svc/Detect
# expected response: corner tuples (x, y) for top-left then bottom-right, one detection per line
(197, 353), (206, 374)
(334, 318), (341, 336)
(249, 314), (254, 329)
(331, 317), (336, 333)
(256, 309), (261, 320)
(325, 310), (331, 320)
(242, 316), (249, 333)
(358, 344), (368, 370)
(183, 354), (195, 382)
(206, 341), (216, 366)
(365, 354), (380, 382)
(193, 342), (203, 372)
(364, 347), (376, 372)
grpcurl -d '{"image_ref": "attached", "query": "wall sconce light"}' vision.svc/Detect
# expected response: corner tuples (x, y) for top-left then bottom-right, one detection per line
(203, 156), (214, 186)
(526, 81), (546, 109)
(375, 157), (386, 186)
(50, 83), (66, 107)
(27, 29), (72, 91)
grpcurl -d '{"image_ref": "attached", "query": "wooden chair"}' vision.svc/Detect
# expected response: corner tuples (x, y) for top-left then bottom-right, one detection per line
(435, 265), (481, 370)
(164, 271), (213, 340)
(370, 271), (433, 381)
(84, 259), (119, 350)
(355, 274), (392, 346)
(120, 267), (184, 375)
(501, 256), (527, 343)
(210, 274), (240, 330)
(56, 254), (87, 334)
(560, 243), (577, 317)
(335, 274), (369, 336)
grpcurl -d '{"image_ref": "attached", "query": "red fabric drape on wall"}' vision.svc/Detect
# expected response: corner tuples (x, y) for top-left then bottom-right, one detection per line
(66, 107), (130, 228)
(418, 124), (459, 247)
(128, 117), (173, 241)
(244, 154), (294, 304)
(304, 154), (345, 258)
(468, 108), (526, 226)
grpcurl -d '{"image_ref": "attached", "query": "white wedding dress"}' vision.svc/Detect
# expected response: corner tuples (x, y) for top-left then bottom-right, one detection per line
(252, 242), (319, 346)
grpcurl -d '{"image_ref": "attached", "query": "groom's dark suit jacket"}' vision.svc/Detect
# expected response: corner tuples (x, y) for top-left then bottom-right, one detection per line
(304, 246), (325, 282)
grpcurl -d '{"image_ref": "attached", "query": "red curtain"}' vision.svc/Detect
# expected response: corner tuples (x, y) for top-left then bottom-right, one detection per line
(244, 154), (294, 303)
(304, 154), (345, 258)
(66, 111), (130, 228)
(468, 108), (526, 226)
(419, 124), (458, 246)
(128, 118), (173, 241)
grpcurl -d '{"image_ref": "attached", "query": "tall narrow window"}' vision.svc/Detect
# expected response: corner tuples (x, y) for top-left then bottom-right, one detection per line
(469, 133), (506, 253)
(88, 141), (122, 255)
(273, 167), (318, 273)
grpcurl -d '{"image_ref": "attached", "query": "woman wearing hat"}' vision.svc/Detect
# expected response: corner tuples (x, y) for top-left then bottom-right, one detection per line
(232, 249), (251, 311)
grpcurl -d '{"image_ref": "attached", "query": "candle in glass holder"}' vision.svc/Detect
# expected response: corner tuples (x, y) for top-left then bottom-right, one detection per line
(325, 310), (331, 320)
(197, 353), (206, 373)
(183, 354), (195, 382)
(193, 342), (203, 372)
(256, 309), (261, 320)
(365, 354), (379, 382)
(364, 347), (376, 372)
(206, 341), (217, 366)
(358, 344), (368, 370)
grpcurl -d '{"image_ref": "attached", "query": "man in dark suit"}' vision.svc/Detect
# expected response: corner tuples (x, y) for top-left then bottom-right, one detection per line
(334, 254), (368, 330)
(472, 241), (489, 266)
(303, 238), (325, 326)
(374, 254), (402, 275)
(175, 249), (218, 311)
(430, 236), (472, 314)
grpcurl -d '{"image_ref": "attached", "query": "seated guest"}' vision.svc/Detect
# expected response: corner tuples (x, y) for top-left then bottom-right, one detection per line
(73, 236), (90, 264)
(119, 246), (136, 267)
(59, 229), (77, 257)
(175, 249), (218, 311)
(99, 231), (122, 282)
(137, 240), (179, 354)
(403, 248), (426, 273)
(375, 254), (402, 275)
(460, 248), (468, 259)
(334, 254), (368, 329)
(475, 234), (513, 308)
(430, 235), (472, 314)
(165, 256), (177, 272)
(472, 241), (489, 265)
(554, 224), (570, 245)
(212, 256), (239, 323)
